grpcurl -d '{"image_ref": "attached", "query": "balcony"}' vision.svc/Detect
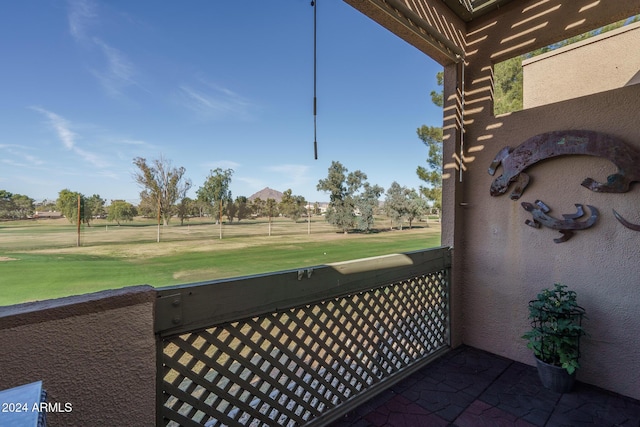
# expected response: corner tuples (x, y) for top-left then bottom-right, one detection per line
(156, 247), (452, 426)
(330, 345), (640, 426)
(2, 0), (639, 425)
(2, 246), (639, 426)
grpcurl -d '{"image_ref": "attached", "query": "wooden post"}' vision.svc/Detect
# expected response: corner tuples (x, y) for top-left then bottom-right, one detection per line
(77, 194), (81, 247)
(157, 195), (161, 243)
(219, 200), (223, 240)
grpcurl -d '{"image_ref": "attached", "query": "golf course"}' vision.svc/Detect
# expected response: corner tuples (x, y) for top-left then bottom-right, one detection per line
(0, 216), (441, 306)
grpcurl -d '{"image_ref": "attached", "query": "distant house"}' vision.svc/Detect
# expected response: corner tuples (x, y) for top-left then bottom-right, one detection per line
(33, 211), (63, 219)
(305, 202), (328, 215)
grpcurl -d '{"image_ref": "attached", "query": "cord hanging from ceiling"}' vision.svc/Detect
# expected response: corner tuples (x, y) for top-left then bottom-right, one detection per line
(311, 0), (318, 160)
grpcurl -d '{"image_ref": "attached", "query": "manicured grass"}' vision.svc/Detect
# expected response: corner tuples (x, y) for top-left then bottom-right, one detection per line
(0, 217), (441, 306)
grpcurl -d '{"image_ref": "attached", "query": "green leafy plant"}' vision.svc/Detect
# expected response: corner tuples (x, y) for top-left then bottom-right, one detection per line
(522, 283), (586, 374)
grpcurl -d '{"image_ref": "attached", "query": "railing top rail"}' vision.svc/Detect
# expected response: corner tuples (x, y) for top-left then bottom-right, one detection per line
(155, 246), (451, 336)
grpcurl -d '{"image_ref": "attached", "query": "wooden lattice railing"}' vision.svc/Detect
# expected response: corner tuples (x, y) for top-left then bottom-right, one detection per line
(155, 247), (451, 426)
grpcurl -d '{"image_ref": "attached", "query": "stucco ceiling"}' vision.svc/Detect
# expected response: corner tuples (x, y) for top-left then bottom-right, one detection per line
(441, 0), (517, 21)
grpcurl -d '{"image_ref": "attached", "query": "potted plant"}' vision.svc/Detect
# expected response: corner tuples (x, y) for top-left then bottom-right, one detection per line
(522, 283), (586, 393)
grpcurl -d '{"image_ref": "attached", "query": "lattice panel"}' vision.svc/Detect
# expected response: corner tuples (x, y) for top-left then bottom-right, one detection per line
(160, 271), (449, 426)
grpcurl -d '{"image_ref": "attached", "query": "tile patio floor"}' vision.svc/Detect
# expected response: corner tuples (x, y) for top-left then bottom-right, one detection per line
(329, 345), (640, 427)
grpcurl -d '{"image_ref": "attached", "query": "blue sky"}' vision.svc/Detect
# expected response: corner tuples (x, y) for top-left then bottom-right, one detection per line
(0, 0), (443, 204)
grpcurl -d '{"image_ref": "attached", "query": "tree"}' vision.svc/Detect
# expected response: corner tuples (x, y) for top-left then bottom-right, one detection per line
(430, 71), (444, 107)
(493, 56), (523, 114)
(279, 189), (306, 222)
(197, 168), (233, 238)
(385, 183), (427, 230)
(405, 189), (428, 229)
(226, 199), (238, 223)
(0, 191), (34, 219)
(133, 156), (192, 226)
(36, 199), (57, 212)
(194, 198), (210, 218)
(84, 194), (106, 223)
(416, 125), (443, 214)
(56, 189), (84, 224)
(0, 190), (15, 219)
(234, 196), (251, 222)
(176, 197), (197, 225)
(416, 68), (444, 217)
(317, 161), (354, 233)
(12, 194), (35, 219)
(108, 200), (137, 225)
(385, 181), (408, 230)
(251, 197), (265, 217)
(355, 183), (384, 232)
(265, 198), (278, 236)
(137, 190), (156, 218)
(317, 161), (381, 233)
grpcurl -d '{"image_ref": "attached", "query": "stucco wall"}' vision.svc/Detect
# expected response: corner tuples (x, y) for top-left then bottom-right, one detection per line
(523, 21), (640, 108)
(348, 0), (640, 400)
(0, 286), (156, 426)
(460, 0), (640, 400)
(462, 84), (640, 401)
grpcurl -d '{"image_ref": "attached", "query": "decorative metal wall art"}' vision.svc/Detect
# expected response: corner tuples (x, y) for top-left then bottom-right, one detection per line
(613, 210), (640, 231)
(521, 200), (599, 243)
(488, 130), (640, 200)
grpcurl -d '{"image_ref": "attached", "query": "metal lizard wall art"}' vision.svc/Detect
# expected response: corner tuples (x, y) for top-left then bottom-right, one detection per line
(488, 130), (640, 200)
(613, 210), (640, 231)
(521, 200), (599, 243)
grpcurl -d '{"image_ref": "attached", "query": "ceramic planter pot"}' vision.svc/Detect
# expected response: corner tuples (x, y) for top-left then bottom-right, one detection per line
(535, 357), (576, 393)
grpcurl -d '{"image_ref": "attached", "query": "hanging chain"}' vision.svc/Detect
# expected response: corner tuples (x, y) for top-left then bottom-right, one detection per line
(312, 0), (318, 159)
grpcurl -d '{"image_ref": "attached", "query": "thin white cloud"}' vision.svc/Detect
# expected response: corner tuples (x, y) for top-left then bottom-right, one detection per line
(178, 82), (254, 120)
(202, 160), (241, 171)
(0, 144), (45, 167)
(267, 164), (310, 180)
(236, 176), (266, 190)
(31, 107), (109, 169)
(67, 0), (96, 42)
(90, 38), (137, 97)
(203, 81), (246, 101)
(266, 164), (312, 193)
(0, 173), (61, 193)
(117, 138), (148, 146)
(74, 146), (109, 168)
(0, 149), (45, 167)
(1, 158), (43, 169)
(180, 86), (212, 108)
(67, 0), (139, 98)
(31, 107), (76, 149)
(93, 169), (120, 180)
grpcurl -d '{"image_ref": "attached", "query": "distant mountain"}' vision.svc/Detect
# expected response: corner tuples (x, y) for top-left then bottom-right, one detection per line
(248, 187), (284, 202)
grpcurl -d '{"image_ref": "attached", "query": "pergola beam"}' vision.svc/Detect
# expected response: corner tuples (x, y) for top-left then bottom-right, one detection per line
(352, 0), (466, 63)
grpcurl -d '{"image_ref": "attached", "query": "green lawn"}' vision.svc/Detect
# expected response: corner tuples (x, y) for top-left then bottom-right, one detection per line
(0, 217), (441, 305)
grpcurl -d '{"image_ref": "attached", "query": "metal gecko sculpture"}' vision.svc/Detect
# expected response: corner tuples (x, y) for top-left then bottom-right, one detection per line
(521, 200), (599, 243)
(613, 209), (640, 231)
(488, 130), (640, 200)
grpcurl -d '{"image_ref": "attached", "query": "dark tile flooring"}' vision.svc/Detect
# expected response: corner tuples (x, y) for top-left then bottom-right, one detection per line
(329, 346), (640, 427)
